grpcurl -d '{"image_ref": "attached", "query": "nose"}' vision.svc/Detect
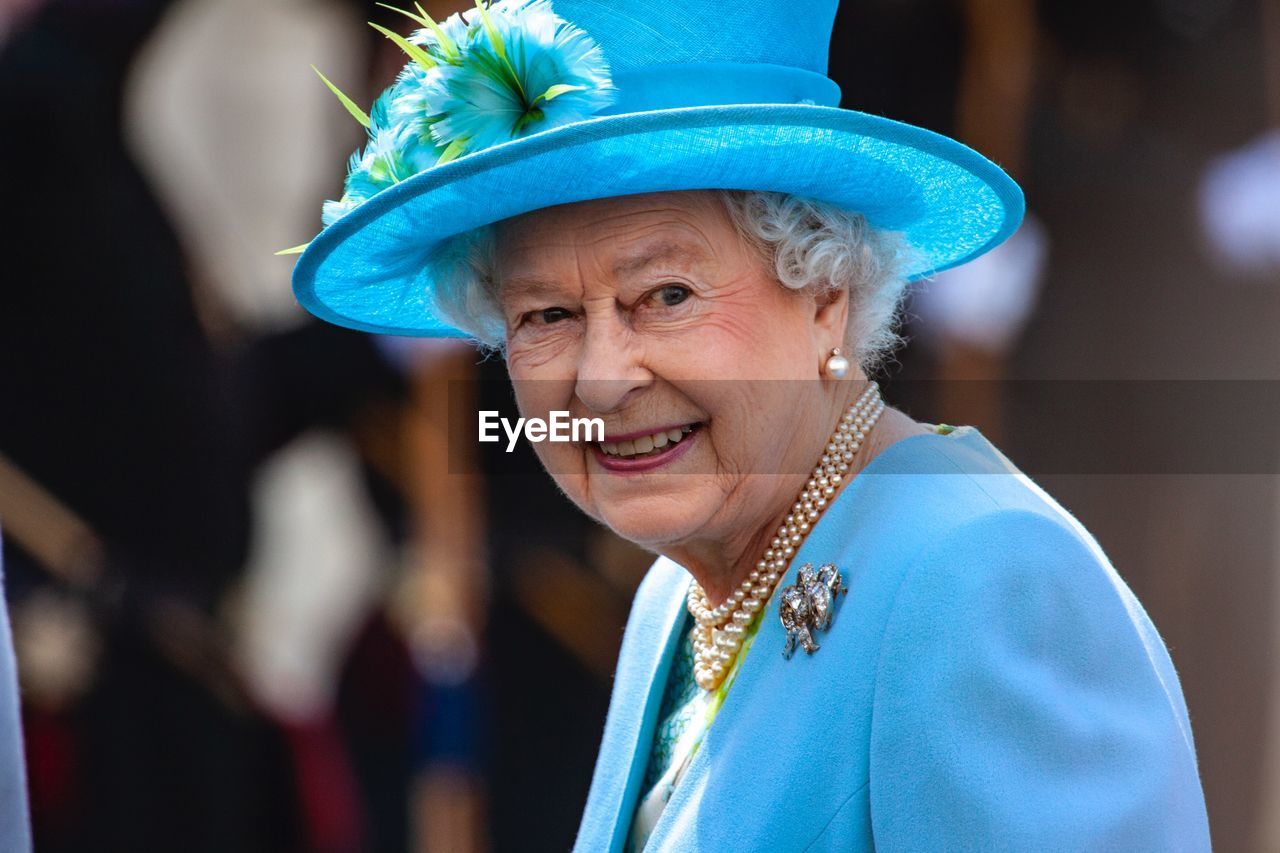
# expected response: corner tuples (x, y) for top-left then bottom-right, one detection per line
(574, 308), (651, 414)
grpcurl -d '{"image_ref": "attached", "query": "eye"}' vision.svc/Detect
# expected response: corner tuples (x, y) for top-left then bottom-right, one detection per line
(652, 284), (691, 307)
(527, 307), (573, 325)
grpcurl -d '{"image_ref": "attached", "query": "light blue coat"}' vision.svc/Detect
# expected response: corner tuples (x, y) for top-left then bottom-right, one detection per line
(0, 538), (32, 852)
(574, 427), (1211, 852)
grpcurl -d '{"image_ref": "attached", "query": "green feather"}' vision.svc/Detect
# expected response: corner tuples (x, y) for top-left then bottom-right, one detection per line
(311, 66), (370, 129)
(275, 242), (311, 256)
(473, 0), (505, 62)
(473, 0), (525, 101)
(375, 2), (430, 28)
(374, 3), (459, 61)
(417, 3), (460, 60)
(436, 137), (469, 165)
(368, 22), (436, 71)
(533, 83), (587, 105)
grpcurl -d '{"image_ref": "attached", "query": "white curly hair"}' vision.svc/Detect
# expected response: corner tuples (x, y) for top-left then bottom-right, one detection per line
(427, 190), (911, 372)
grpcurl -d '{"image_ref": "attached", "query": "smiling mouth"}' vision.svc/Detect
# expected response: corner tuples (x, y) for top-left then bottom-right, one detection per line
(598, 423), (703, 460)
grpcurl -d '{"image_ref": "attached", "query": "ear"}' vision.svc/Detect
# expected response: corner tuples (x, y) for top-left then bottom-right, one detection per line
(812, 284), (850, 355)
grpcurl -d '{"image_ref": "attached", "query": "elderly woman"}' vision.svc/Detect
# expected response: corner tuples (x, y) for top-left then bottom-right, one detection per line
(287, 0), (1211, 849)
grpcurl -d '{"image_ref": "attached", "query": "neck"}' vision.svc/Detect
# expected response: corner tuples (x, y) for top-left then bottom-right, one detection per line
(660, 384), (926, 605)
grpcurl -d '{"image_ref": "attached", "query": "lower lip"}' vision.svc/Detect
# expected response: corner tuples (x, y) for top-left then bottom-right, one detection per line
(591, 428), (700, 474)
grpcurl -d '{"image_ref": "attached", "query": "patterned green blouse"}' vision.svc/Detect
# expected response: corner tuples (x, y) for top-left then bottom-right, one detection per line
(625, 423), (957, 851)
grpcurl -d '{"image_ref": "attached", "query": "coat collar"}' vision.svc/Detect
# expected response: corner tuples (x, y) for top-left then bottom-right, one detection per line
(574, 556), (691, 853)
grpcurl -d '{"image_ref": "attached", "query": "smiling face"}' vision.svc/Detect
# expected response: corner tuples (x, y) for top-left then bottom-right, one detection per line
(495, 190), (852, 558)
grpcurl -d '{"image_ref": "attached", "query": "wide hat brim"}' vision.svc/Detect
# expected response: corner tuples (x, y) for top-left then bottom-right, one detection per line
(292, 103), (1025, 337)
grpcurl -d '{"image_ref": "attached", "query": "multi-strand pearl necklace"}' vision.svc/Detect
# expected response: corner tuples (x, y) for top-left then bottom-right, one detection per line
(687, 381), (885, 691)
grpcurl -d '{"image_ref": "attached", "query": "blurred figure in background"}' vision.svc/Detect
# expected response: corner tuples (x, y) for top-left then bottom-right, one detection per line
(0, 0), (295, 849)
(834, 0), (1046, 445)
(1, 0), (410, 850)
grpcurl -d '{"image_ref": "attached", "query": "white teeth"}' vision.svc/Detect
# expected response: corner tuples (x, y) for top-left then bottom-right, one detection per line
(600, 424), (698, 458)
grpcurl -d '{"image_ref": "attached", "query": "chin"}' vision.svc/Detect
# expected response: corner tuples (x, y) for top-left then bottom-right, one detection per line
(593, 485), (718, 552)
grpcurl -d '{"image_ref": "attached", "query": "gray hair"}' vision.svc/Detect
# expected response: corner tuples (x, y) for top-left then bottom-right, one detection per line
(428, 190), (911, 372)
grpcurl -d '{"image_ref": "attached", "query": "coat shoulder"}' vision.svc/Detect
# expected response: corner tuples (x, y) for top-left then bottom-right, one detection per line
(863, 454), (1211, 850)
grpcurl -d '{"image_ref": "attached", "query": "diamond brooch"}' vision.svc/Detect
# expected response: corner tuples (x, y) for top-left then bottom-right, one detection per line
(779, 563), (846, 659)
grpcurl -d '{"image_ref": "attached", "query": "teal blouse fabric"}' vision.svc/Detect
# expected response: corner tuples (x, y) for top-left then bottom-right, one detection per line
(642, 610), (699, 793)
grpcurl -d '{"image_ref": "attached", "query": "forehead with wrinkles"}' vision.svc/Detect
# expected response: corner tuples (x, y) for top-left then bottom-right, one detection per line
(494, 191), (743, 293)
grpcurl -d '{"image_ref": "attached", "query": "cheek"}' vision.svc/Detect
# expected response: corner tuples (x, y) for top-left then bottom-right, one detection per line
(671, 279), (816, 380)
(532, 443), (591, 507)
(695, 381), (827, 477)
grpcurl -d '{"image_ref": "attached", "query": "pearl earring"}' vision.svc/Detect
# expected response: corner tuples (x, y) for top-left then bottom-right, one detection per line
(824, 348), (850, 379)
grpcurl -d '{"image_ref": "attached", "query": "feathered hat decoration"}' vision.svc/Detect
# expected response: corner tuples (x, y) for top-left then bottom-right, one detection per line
(279, 0), (616, 254)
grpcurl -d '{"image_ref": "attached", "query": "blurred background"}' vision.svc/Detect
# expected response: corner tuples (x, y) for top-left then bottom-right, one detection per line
(0, 0), (1277, 850)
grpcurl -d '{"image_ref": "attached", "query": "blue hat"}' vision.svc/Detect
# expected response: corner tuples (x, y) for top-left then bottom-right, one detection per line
(289, 0), (1024, 337)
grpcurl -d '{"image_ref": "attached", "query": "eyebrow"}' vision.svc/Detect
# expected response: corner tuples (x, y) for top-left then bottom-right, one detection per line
(500, 240), (713, 296)
(500, 274), (565, 298)
(611, 241), (711, 278)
